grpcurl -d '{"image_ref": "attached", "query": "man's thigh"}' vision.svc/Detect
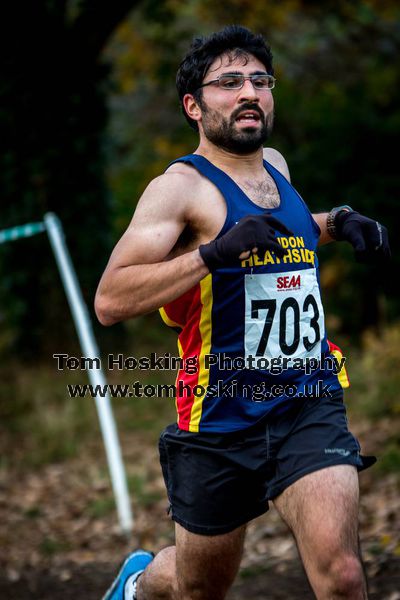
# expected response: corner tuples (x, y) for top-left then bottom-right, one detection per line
(175, 522), (246, 600)
(266, 395), (374, 501)
(273, 464), (360, 567)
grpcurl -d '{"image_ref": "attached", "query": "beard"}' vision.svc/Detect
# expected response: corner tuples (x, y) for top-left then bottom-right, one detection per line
(199, 101), (274, 154)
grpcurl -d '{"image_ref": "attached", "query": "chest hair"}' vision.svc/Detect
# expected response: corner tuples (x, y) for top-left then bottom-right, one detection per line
(238, 175), (281, 209)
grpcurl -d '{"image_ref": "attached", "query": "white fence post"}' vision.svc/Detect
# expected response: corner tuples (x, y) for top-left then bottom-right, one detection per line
(44, 212), (133, 534)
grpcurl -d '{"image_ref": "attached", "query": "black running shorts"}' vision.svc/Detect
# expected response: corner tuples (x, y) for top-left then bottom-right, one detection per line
(158, 395), (375, 535)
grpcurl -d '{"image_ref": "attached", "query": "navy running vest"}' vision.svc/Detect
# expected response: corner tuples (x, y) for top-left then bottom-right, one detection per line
(160, 154), (347, 432)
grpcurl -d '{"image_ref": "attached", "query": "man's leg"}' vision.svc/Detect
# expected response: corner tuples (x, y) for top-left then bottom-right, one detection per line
(273, 465), (367, 599)
(137, 522), (246, 600)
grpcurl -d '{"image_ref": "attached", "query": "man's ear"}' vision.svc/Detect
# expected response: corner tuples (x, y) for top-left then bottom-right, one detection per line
(183, 93), (202, 124)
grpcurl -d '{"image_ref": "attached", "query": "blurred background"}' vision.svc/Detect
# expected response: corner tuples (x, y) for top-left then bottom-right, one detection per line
(0, 1), (399, 598)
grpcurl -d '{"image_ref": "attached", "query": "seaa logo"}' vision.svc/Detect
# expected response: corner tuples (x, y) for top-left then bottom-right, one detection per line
(277, 274), (301, 290)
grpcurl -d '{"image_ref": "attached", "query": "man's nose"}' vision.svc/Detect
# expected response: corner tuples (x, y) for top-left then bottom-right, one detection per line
(237, 79), (260, 102)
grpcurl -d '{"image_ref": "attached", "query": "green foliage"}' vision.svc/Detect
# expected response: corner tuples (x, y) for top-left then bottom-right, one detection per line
(267, 4), (400, 335)
(0, 355), (177, 470)
(1, 1), (399, 359)
(40, 536), (71, 557)
(87, 496), (116, 518)
(377, 441), (400, 475)
(0, 362), (99, 467)
(345, 322), (400, 474)
(105, 0), (399, 340)
(349, 323), (400, 419)
(128, 474), (164, 506)
(0, 1), (137, 357)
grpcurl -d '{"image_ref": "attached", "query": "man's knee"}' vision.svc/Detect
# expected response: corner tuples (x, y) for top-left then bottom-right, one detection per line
(325, 553), (366, 596)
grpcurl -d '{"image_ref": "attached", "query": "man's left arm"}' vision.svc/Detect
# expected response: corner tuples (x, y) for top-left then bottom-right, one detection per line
(263, 149), (390, 262)
(313, 207), (391, 262)
(312, 213), (331, 245)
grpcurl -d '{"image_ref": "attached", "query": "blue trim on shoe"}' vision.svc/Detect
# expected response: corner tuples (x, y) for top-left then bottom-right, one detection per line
(102, 550), (154, 600)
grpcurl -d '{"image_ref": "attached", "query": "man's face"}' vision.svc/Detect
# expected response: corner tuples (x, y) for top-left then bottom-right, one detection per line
(196, 52), (274, 154)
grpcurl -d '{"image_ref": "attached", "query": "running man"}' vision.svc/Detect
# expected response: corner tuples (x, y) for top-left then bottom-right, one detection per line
(95, 25), (390, 600)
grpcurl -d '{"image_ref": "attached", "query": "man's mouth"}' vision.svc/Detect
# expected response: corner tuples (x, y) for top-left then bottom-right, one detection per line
(235, 110), (262, 124)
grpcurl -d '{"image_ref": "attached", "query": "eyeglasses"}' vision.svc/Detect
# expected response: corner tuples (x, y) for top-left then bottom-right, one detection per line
(197, 73), (276, 91)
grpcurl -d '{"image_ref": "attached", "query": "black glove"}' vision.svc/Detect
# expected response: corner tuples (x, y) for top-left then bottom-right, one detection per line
(199, 214), (293, 271)
(335, 210), (391, 263)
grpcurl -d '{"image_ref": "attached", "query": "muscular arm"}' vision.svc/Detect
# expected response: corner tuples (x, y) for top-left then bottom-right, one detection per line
(95, 174), (208, 326)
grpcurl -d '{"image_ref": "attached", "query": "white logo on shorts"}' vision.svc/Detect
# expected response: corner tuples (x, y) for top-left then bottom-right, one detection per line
(324, 448), (351, 457)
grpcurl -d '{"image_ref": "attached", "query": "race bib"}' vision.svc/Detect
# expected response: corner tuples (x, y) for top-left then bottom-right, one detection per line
(244, 269), (324, 361)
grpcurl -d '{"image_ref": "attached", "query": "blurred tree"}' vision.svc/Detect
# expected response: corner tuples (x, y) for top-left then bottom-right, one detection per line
(0, 1), (138, 357)
(1, 0), (398, 357)
(105, 0), (399, 340)
(261, 1), (400, 337)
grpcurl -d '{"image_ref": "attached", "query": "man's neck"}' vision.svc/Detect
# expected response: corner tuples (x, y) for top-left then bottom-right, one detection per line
(194, 139), (265, 178)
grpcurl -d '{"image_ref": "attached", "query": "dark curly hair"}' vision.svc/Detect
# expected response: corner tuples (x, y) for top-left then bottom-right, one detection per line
(176, 25), (273, 131)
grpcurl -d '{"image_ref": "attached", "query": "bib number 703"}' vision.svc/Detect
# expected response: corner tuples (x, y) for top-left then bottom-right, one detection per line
(244, 270), (324, 361)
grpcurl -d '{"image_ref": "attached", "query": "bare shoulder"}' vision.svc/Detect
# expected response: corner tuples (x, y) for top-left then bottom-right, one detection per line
(163, 160), (206, 186)
(148, 162), (199, 197)
(133, 162), (202, 222)
(263, 147), (291, 182)
(145, 161), (205, 202)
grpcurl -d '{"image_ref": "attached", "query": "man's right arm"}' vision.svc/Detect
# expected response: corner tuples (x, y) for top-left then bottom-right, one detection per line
(95, 167), (299, 326)
(95, 173), (209, 326)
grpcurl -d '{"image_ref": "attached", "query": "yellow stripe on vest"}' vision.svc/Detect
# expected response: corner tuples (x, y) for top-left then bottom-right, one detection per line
(159, 307), (182, 329)
(331, 349), (350, 388)
(189, 275), (213, 432)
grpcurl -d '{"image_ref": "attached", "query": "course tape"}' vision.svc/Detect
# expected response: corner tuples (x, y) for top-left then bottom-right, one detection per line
(0, 222), (46, 244)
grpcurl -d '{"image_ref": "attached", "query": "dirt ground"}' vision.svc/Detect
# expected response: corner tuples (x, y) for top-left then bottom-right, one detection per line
(1, 556), (399, 599)
(1, 423), (399, 599)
